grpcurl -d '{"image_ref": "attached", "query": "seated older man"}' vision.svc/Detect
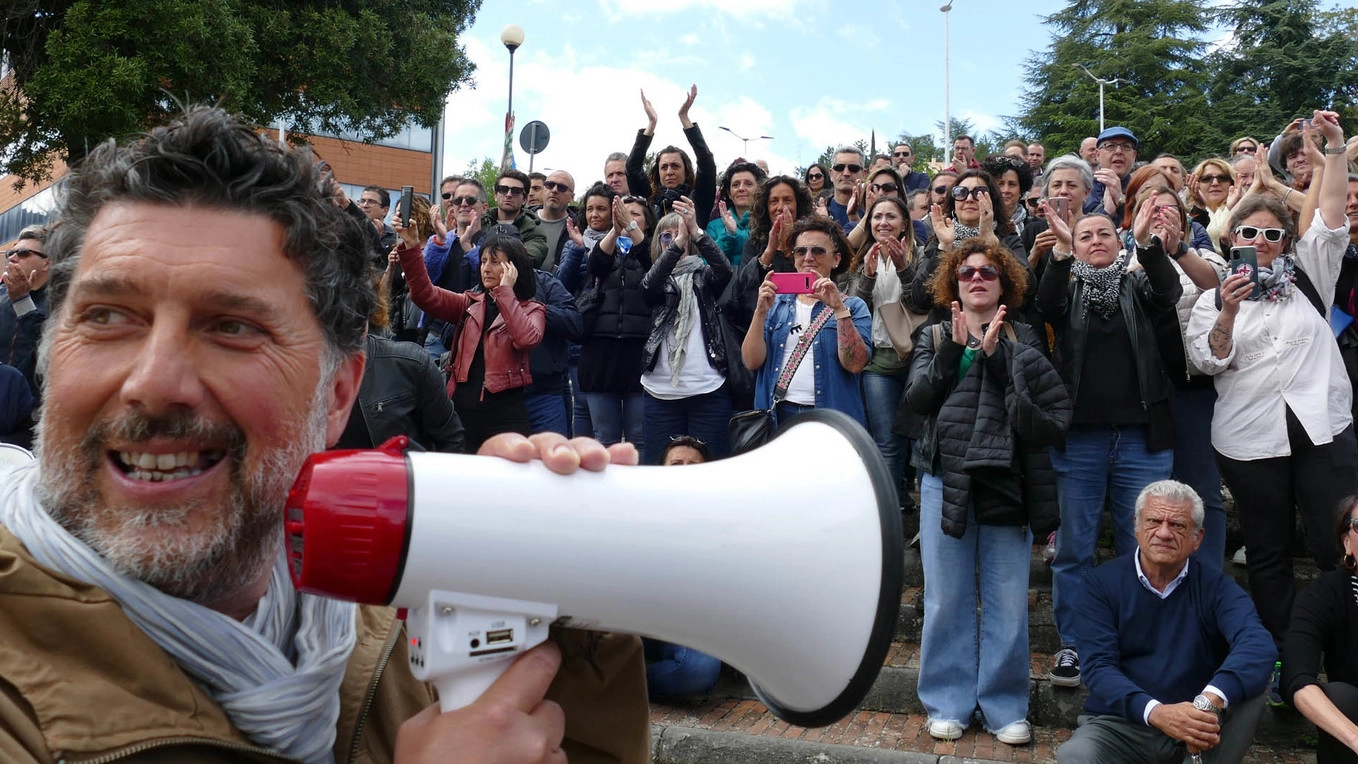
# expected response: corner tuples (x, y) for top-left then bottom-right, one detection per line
(1057, 480), (1275, 764)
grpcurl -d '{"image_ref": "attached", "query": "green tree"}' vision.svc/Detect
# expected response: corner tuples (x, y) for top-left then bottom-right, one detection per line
(1206, 0), (1358, 141)
(463, 156), (499, 208)
(1017, 0), (1220, 159)
(0, 0), (481, 184)
(892, 131), (941, 171)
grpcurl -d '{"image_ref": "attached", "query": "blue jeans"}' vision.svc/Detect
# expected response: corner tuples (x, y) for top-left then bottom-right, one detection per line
(584, 392), (644, 448)
(1050, 424), (1173, 648)
(525, 388), (569, 437)
(918, 472), (1032, 730)
(569, 363), (592, 440)
(1171, 387), (1225, 570)
(422, 329), (445, 362)
(643, 638), (722, 697)
(641, 388), (733, 464)
(862, 370), (910, 484)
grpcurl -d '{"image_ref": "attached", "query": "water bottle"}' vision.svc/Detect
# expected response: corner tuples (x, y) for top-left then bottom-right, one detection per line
(617, 235), (633, 256)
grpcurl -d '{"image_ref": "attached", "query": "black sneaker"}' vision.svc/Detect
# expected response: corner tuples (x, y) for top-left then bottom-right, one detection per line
(1051, 648), (1081, 687)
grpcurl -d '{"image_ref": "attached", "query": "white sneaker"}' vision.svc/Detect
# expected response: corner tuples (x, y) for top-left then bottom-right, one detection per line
(995, 720), (1032, 745)
(1232, 546), (1247, 565)
(928, 719), (965, 740)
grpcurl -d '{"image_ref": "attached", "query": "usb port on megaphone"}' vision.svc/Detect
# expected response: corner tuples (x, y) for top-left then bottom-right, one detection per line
(485, 628), (514, 645)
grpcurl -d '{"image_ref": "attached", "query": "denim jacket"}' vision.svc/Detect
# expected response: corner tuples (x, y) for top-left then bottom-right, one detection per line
(754, 294), (872, 425)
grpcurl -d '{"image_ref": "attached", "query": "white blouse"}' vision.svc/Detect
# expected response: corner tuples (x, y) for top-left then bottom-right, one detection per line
(1185, 210), (1353, 461)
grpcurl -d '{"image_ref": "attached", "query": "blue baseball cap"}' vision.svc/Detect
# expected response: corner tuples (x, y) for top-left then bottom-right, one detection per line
(1097, 127), (1138, 149)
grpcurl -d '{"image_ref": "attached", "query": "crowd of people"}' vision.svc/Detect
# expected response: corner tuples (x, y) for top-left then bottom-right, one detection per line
(4, 91), (1358, 763)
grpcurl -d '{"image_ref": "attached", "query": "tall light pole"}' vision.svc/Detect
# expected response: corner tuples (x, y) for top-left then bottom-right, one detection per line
(1073, 64), (1124, 134)
(940, 2), (953, 160)
(718, 126), (773, 157)
(499, 24), (524, 170)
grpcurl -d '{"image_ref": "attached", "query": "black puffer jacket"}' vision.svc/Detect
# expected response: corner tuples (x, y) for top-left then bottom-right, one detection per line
(903, 320), (1069, 538)
(587, 239), (653, 340)
(1036, 238), (1182, 451)
(641, 233), (733, 377)
(905, 232), (1037, 327)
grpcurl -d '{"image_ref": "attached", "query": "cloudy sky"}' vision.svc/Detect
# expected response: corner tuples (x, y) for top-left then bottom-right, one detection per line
(437, 0), (1072, 189)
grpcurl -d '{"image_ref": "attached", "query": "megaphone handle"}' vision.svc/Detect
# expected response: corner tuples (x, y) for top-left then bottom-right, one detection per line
(436, 662), (510, 712)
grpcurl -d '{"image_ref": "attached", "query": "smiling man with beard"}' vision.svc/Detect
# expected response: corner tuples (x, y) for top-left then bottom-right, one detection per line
(0, 106), (647, 764)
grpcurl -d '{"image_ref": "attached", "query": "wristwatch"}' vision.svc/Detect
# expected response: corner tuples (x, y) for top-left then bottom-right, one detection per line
(1324, 145), (1347, 155)
(1193, 694), (1223, 716)
(626, 220), (639, 231)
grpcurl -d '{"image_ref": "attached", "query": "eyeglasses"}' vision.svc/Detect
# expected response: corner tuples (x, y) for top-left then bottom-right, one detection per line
(950, 186), (989, 200)
(1024, 198), (1043, 208)
(543, 180), (572, 193)
(870, 182), (899, 194)
(1098, 141), (1136, 154)
(1347, 517), (1358, 534)
(956, 264), (1000, 281)
(793, 245), (831, 259)
(621, 195), (646, 204)
(494, 185), (526, 196)
(806, 172), (824, 181)
(892, 151), (912, 158)
(449, 195), (479, 207)
(932, 185), (951, 195)
(660, 231), (675, 247)
(357, 197), (381, 206)
(1235, 145), (1257, 154)
(1200, 174), (1231, 185)
(3, 248), (45, 259)
(831, 163), (862, 174)
(1234, 225), (1287, 243)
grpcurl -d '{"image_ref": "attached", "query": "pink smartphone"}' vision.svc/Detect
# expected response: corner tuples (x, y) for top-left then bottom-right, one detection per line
(770, 272), (815, 295)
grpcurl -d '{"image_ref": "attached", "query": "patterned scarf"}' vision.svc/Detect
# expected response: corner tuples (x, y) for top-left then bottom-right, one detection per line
(667, 255), (705, 386)
(1250, 254), (1296, 303)
(952, 221), (981, 242)
(1072, 250), (1130, 319)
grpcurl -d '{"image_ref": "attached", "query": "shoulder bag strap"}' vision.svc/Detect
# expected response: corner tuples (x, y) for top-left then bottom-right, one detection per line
(771, 304), (835, 402)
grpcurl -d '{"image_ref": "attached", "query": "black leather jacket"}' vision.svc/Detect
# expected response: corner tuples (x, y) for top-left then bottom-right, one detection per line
(335, 334), (466, 453)
(1036, 238), (1182, 451)
(641, 233), (733, 377)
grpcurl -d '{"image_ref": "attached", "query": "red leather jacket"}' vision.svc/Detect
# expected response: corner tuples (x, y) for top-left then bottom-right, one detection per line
(398, 244), (545, 397)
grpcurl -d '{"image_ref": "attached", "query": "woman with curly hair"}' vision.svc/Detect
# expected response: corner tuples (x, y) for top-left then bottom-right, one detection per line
(904, 237), (1069, 744)
(1187, 157), (1237, 252)
(719, 176), (816, 335)
(706, 160), (767, 266)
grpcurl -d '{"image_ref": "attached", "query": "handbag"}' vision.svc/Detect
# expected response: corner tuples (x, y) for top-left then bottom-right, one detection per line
(878, 300), (931, 358)
(575, 277), (603, 336)
(728, 304), (834, 454)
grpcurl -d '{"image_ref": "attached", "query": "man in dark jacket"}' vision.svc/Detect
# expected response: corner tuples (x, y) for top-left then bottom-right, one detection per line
(1, 225), (49, 399)
(485, 169), (548, 268)
(525, 269), (584, 436)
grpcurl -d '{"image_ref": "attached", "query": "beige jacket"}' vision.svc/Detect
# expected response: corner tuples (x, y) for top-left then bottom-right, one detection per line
(0, 526), (650, 763)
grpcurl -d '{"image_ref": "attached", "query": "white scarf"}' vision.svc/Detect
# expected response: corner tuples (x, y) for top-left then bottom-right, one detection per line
(870, 252), (904, 349)
(667, 255), (704, 386)
(0, 462), (357, 763)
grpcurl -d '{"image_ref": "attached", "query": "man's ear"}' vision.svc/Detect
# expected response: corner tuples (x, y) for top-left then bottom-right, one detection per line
(324, 350), (366, 447)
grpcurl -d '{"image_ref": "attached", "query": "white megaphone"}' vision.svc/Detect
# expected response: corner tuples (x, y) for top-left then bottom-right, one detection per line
(285, 409), (902, 727)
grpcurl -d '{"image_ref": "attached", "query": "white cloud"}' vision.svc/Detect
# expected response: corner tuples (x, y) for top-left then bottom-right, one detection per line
(788, 97), (898, 156)
(598, 0), (814, 20)
(739, 53), (755, 72)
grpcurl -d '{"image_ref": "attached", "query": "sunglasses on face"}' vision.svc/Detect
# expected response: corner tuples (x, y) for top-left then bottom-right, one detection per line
(448, 196), (479, 207)
(932, 185), (950, 195)
(1235, 145), (1257, 154)
(870, 182), (899, 194)
(494, 185), (525, 196)
(660, 231), (676, 247)
(950, 186), (989, 200)
(806, 173), (824, 181)
(793, 245), (831, 259)
(1024, 198), (1043, 208)
(893, 151), (911, 158)
(621, 195), (646, 204)
(832, 163), (862, 174)
(1347, 517), (1358, 534)
(1200, 174), (1232, 185)
(4, 247), (46, 259)
(957, 264), (1000, 281)
(543, 180), (572, 193)
(1234, 225), (1287, 243)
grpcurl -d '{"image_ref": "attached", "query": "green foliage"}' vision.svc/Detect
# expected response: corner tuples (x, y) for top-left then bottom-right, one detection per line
(1018, 0), (1219, 159)
(0, 0), (481, 184)
(464, 156), (499, 209)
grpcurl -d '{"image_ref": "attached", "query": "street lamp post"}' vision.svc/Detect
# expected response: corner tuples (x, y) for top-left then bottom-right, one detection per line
(941, 2), (953, 156)
(1073, 64), (1124, 134)
(500, 24), (524, 170)
(718, 126), (773, 157)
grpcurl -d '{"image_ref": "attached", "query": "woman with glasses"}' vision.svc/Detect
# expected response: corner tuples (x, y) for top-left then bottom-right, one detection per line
(740, 218), (872, 428)
(1230, 136), (1260, 157)
(910, 170), (1032, 323)
(1037, 204), (1183, 689)
(706, 160), (767, 266)
(1187, 158), (1237, 252)
(1282, 497), (1358, 763)
(641, 201), (735, 463)
(904, 238), (1069, 745)
(1186, 112), (1357, 668)
(845, 166), (909, 255)
(626, 87), (716, 227)
(719, 176), (816, 335)
(980, 156), (1035, 230)
(804, 163), (832, 200)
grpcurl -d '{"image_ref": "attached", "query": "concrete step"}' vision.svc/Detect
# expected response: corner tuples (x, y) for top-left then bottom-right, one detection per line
(650, 702), (1318, 763)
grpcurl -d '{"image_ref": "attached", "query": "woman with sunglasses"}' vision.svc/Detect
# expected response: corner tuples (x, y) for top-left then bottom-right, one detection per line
(1187, 158), (1238, 252)
(804, 163), (832, 200)
(1230, 136), (1260, 157)
(1282, 497), (1358, 763)
(911, 170), (1033, 324)
(741, 218), (871, 428)
(1037, 203), (1184, 688)
(903, 238), (1068, 745)
(706, 160), (767, 267)
(845, 166), (910, 255)
(1186, 112), (1357, 671)
(641, 202), (735, 463)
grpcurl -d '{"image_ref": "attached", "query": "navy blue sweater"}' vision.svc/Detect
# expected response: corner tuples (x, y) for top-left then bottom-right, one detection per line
(1075, 553), (1276, 722)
